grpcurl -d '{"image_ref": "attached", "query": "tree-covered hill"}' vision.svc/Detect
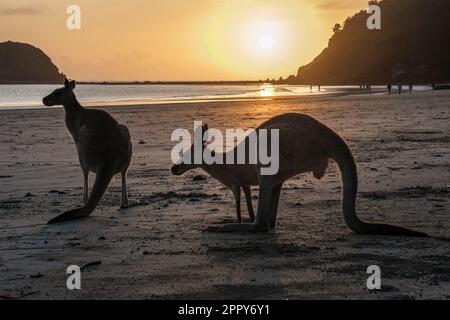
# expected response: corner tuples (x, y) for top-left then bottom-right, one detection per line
(293, 0), (450, 85)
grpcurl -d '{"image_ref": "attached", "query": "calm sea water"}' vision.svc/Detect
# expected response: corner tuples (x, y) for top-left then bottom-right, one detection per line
(0, 84), (431, 110)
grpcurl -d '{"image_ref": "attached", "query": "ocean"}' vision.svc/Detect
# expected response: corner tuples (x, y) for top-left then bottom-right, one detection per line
(0, 84), (431, 110)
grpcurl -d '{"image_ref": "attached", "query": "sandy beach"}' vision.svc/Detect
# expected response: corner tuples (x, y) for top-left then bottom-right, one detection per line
(0, 90), (449, 300)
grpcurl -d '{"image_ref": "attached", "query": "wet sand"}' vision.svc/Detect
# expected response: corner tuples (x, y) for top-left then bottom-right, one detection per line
(0, 91), (449, 299)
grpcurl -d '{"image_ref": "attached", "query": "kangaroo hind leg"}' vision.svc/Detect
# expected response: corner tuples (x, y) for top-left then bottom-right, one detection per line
(83, 169), (89, 205)
(121, 170), (129, 209)
(231, 185), (242, 223)
(120, 169), (140, 210)
(269, 184), (282, 228)
(243, 186), (255, 222)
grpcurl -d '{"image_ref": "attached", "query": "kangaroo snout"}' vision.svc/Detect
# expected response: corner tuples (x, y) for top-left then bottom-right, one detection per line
(42, 97), (52, 106)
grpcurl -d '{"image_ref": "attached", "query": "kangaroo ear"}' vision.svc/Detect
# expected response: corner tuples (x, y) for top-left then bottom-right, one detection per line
(64, 77), (70, 89)
(70, 80), (76, 89)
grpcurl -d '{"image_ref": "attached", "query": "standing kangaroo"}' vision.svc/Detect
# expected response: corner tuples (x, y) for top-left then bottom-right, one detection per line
(43, 78), (137, 224)
(172, 113), (428, 237)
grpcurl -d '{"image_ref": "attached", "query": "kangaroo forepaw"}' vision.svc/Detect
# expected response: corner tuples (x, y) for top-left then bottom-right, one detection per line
(205, 223), (269, 233)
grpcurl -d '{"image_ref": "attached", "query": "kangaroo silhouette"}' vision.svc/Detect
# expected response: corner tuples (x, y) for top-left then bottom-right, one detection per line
(172, 123), (255, 223)
(43, 78), (137, 224)
(172, 113), (428, 237)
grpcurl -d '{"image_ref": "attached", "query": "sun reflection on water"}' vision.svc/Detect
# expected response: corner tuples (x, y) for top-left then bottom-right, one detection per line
(259, 84), (275, 97)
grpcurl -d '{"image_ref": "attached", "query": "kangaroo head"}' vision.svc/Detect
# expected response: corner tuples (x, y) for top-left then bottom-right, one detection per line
(43, 77), (76, 107)
(171, 123), (210, 176)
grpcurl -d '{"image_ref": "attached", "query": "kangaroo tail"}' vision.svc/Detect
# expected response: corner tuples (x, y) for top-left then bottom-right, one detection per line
(48, 168), (113, 224)
(330, 137), (429, 238)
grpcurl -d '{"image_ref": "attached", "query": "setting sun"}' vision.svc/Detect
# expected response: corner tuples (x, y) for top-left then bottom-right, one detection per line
(0, 0), (369, 80)
(259, 34), (274, 51)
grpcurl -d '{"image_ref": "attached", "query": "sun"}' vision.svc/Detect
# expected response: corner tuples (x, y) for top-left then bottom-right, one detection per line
(259, 34), (274, 51)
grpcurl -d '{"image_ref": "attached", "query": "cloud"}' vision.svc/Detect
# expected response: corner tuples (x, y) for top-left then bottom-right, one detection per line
(0, 4), (45, 16)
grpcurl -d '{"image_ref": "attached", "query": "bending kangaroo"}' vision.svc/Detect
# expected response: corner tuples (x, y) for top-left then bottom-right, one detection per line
(172, 124), (255, 223)
(43, 78), (136, 224)
(172, 113), (428, 237)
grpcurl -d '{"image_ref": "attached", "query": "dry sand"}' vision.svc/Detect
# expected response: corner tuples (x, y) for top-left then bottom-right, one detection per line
(0, 91), (449, 299)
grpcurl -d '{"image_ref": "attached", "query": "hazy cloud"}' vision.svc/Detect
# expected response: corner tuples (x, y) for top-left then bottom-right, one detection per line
(0, 4), (45, 16)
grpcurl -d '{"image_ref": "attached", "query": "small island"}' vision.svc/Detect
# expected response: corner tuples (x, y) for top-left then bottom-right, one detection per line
(0, 41), (64, 84)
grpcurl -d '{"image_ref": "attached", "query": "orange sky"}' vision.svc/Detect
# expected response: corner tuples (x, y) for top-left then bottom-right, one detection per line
(0, 0), (368, 81)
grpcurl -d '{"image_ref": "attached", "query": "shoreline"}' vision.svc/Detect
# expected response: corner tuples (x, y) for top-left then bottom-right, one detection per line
(0, 86), (392, 112)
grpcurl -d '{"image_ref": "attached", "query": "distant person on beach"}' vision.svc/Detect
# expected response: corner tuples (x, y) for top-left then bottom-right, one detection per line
(387, 83), (392, 95)
(318, 85), (321, 91)
(310, 84), (312, 92)
(398, 84), (402, 95)
(409, 82), (413, 94)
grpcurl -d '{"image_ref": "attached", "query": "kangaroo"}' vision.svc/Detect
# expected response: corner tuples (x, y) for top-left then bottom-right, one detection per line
(43, 78), (137, 224)
(172, 124), (255, 223)
(172, 113), (429, 237)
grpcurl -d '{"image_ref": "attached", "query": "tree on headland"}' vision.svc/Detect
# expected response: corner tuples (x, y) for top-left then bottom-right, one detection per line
(332, 24), (342, 34)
